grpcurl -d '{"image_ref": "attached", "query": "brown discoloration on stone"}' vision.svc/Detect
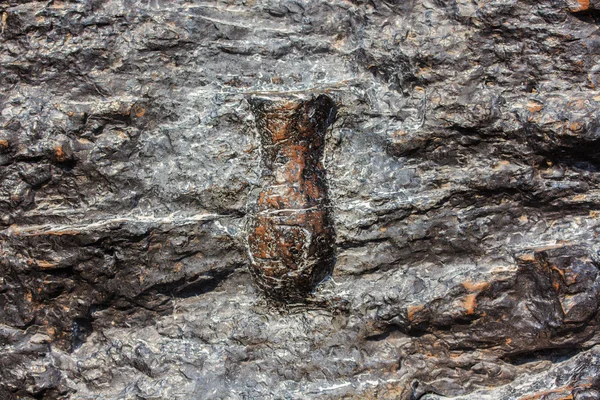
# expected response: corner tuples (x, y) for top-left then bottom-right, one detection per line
(133, 104), (146, 117)
(407, 305), (425, 322)
(247, 95), (337, 301)
(462, 280), (489, 292)
(13, 228), (81, 237)
(569, 0), (590, 12)
(174, 262), (183, 273)
(55, 145), (67, 162)
(463, 293), (478, 315)
(568, 121), (582, 132)
(37, 260), (60, 269)
(527, 101), (543, 113)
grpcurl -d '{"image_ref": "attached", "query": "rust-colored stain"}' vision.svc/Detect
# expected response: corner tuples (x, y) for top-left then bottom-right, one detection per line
(174, 262), (183, 273)
(5, 225), (80, 237)
(462, 280), (489, 292)
(407, 305), (425, 322)
(247, 95), (337, 300)
(526, 101), (543, 113)
(133, 104), (146, 117)
(463, 293), (477, 315)
(570, 0), (589, 12)
(568, 121), (582, 132)
(0, 139), (8, 149)
(21, 229), (80, 237)
(54, 145), (66, 162)
(37, 260), (59, 269)
(517, 252), (536, 262)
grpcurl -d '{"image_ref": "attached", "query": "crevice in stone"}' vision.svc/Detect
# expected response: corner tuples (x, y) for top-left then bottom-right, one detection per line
(571, 8), (600, 25)
(72, 316), (94, 350)
(173, 268), (237, 298)
(142, 266), (240, 299)
(502, 346), (582, 366)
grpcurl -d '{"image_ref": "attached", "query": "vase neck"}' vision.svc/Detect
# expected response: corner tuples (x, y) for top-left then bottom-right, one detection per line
(249, 95), (336, 145)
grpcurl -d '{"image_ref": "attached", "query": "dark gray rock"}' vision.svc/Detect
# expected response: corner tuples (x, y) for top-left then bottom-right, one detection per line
(1, 0), (600, 398)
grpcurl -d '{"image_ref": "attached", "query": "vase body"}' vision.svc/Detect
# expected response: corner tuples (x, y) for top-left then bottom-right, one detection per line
(247, 94), (337, 301)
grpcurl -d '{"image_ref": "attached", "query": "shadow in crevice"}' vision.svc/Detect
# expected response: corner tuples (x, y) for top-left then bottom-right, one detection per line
(571, 8), (600, 25)
(72, 317), (94, 350)
(502, 346), (582, 366)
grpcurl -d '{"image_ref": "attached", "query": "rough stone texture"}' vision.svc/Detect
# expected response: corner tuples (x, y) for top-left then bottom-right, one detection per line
(1, 0), (600, 399)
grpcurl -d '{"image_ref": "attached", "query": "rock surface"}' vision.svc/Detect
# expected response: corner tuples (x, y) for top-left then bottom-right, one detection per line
(1, 0), (600, 398)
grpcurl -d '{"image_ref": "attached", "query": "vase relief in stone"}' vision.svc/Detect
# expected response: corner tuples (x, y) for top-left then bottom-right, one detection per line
(246, 94), (337, 301)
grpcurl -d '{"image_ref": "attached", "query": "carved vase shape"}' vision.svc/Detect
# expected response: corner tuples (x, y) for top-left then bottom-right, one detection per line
(247, 94), (337, 301)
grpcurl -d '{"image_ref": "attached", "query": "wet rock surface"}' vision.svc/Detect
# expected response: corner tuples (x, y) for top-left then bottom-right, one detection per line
(1, 0), (600, 398)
